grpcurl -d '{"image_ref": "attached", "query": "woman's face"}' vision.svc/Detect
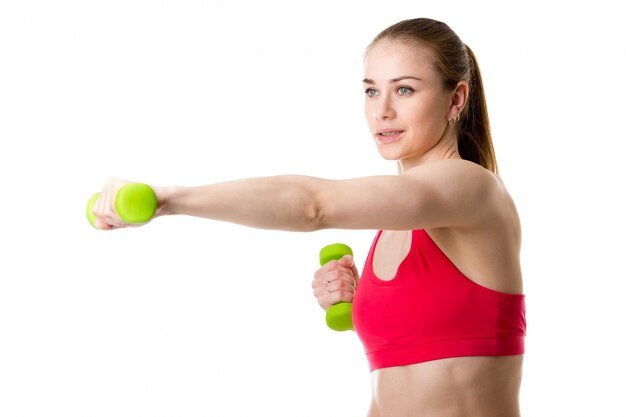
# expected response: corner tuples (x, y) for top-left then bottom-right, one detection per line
(363, 39), (454, 166)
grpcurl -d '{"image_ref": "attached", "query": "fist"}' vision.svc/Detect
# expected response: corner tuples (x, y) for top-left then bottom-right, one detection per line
(311, 255), (360, 311)
(90, 177), (156, 230)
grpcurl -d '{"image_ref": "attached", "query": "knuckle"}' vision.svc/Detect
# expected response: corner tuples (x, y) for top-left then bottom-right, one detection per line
(323, 292), (339, 307)
(313, 268), (324, 279)
(324, 261), (339, 272)
(335, 280), (351, 292)
(329, 270), (342, 280)
(340, 291), (354, 302)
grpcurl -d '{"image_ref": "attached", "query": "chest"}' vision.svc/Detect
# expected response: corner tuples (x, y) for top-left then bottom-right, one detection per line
(373, 228), (523, 294)
(372, 230), (413, 281)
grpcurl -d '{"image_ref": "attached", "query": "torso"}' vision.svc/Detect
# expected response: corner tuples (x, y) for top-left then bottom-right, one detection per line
(370, 355), (523, 417)
(367, 178), (524, 417)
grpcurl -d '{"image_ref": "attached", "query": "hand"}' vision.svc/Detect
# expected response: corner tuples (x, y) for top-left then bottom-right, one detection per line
(90, 177), (148, 230)
(311, 255), (360, 311)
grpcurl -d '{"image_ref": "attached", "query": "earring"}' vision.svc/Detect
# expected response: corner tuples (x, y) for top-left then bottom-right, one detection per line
(448, 114), (460, 126)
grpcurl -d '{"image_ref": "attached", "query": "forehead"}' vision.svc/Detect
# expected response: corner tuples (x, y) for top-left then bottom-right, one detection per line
(364, 39), (437, 80)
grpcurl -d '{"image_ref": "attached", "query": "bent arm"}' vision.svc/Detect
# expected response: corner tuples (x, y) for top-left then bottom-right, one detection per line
(156, 159), (499, 232)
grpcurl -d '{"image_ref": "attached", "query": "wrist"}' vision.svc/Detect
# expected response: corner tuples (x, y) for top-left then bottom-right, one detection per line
(154, 185), (182, 217)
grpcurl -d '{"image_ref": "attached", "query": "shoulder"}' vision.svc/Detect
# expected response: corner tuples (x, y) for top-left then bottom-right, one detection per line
(406, 159), (514, 227)
(405, 159), (502, 197)
(406, 158), (492, 176)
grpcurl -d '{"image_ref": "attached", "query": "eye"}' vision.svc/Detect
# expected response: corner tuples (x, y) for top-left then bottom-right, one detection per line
(364, 88), (378, 97)
(397, 86), (414, 96)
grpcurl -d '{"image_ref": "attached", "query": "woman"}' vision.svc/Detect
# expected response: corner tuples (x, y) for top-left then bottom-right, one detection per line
(92, 18), (526, 417)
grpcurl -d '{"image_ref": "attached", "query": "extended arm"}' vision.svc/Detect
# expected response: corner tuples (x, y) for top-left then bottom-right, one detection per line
(151, 159), (500, 232)
(156, 175), (325, 232)
(92, 159), (500, 231)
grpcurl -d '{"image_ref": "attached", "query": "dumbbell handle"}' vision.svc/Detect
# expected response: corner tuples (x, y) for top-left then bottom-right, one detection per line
(319, 243), (354, 332)
(86, 183), (157, 229)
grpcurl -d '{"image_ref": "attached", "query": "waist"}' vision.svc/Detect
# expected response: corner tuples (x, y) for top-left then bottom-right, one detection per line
(371, 355), (523, 416)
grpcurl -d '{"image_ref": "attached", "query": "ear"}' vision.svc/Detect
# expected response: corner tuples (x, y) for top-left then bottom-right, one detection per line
(448, 80), (469, 119)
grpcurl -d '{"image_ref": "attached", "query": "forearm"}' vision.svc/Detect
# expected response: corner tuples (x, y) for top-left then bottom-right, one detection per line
(154, 175), (323, 231)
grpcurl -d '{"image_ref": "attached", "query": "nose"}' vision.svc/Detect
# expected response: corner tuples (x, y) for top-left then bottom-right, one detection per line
(373, 96), (395, 121)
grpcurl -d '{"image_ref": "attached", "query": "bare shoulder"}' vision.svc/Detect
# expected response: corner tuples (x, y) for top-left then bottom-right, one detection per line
(405, 159), (511, 226)
(315, 159), (515, 231)
(442, 160), (521, 244)
(405, 159), (501, 188)
(417, 161), (524, 293)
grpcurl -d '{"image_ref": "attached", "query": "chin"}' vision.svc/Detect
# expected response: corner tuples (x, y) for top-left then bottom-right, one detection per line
(376, 146), (405, 161)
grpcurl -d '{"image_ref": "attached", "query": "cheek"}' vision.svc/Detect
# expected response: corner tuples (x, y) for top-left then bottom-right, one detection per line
(364, 101), (375, 127)
(402, 98), (445, 131)
(398, 103), (428, 131)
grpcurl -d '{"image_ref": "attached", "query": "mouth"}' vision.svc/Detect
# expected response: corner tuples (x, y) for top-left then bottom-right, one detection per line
(375, 130), (404, 144)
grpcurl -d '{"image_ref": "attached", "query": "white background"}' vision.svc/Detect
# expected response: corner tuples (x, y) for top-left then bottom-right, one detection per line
(1, 0), (625, 416)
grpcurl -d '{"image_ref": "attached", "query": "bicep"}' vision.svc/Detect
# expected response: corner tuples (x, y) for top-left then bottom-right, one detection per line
(313, 160), (498, 231)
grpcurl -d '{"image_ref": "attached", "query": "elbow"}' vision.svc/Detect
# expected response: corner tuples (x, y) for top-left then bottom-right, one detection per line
(302, 199), (327, 231)
(292, 177), (329, 232)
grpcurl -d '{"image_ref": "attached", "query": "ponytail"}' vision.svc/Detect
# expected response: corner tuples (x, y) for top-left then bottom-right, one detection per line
(459, 45), (498, 174)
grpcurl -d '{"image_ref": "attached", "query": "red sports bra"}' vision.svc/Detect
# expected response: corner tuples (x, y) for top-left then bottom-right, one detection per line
(352, 229), (526, 371)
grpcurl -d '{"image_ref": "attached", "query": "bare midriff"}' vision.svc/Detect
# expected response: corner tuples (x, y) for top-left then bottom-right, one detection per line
(368, 354), (523, 417)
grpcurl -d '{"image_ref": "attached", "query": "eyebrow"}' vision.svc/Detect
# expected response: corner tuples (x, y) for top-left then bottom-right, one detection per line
(362, 76), (423, 84)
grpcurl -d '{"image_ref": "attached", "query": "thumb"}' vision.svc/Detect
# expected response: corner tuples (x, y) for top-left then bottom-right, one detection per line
(346, 255), (361, 288)
(338, 254), (354, 267)
(339, 254), (360, 287)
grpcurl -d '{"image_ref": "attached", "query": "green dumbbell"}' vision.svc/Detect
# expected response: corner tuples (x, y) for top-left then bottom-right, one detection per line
(319, 243), (354, 332)
(86, 183), (157, 229)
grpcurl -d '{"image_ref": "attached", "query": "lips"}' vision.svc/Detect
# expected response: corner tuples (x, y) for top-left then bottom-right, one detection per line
(375, 129), (404, 144)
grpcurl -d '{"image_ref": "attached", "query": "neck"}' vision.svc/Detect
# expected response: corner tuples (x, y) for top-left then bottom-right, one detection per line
(398, 129), (461, 174)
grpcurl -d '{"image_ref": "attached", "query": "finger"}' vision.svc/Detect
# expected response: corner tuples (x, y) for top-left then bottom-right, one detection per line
(326, 278), (356, 294)
(92, 189), (110, 229)
(105, 177), (132, 227)
(319, 291), (355, 309)
(333, 257), (357, 277)
(313, 278), (331, 300)
(335, 290), (355, 303)
(312, 281), (327, 298)
(104, 178), (118, 222)
(313, 277), (337, 297)
(313, 262), (357, 300)
(337, 254), (360, 287)
(92, 188), (102, 216)
(327, 266), (358, 290)
(350, 262), (360, 288)
(94, 217), (112, 230)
